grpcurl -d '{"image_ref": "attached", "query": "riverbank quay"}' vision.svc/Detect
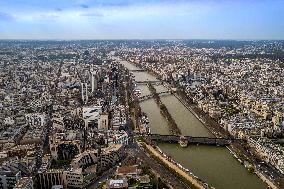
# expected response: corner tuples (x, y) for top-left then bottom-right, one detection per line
(118, 62), (147, 133)
(255, 170), (278, 189)
(228, 143), (280, 189)
(139, 142), (212, 189)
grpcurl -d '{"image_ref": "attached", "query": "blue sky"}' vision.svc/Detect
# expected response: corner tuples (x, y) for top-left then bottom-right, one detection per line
(0, 0), (283, 40)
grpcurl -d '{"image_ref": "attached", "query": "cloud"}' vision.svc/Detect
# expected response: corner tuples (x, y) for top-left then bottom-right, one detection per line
(100, 1), (130, 7)
(80, 4), (89, 9)
(36, 13), (60, 20)
(80, 12), (104, 18)
(0, 0), (208, 23)
(0, 12), (15, 21)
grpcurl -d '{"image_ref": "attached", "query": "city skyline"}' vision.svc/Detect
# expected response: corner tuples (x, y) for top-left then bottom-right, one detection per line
(0, 0), (284, 40)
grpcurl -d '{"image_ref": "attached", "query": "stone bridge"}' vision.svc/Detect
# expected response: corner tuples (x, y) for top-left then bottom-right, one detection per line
(147, 134), (234, 146)
(138, 91), (172, 102)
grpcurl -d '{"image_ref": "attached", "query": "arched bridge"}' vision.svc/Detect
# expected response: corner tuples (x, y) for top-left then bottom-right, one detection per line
(138, 91), (173, 102)
(147, 134), (235, 146)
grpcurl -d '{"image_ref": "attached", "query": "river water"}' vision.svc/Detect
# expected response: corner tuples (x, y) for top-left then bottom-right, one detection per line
(120, 59), (266, 189)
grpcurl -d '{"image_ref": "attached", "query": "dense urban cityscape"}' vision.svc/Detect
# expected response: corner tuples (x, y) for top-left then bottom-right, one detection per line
(0, 40), (283, 189)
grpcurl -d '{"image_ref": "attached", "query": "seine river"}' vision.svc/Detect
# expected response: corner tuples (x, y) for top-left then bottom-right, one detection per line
(119, 59), (266, 189)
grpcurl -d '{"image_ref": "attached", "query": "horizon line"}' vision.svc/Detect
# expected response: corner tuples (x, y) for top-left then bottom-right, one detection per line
(0, 38), (284, 41)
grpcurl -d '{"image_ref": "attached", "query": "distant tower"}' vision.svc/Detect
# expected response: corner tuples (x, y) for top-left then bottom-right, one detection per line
(81, 83), (84, 102)
(49, 138), (58, 160)
(85, 83), (88, 102)
(91, 73), (95, 93)
(83, 119), (88, 151)
(81, 83), (88, 103)
(91, 72), (98, 93)
(98, 113), (109, 130)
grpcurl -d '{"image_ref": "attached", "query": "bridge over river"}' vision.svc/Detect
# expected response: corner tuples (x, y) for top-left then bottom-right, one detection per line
(147, 134), (237, 146)
(138, 91), (173, 102)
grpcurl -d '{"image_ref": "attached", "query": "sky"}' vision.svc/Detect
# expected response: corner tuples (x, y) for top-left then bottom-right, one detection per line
(0, 0), (284, 40)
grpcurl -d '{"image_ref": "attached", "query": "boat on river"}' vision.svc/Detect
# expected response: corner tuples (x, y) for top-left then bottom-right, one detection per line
(179, 136), (188, 147)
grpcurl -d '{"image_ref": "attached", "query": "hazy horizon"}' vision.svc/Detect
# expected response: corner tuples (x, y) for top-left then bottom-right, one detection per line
(1, 38), (284, 41)
(1, 0), (284, 40)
